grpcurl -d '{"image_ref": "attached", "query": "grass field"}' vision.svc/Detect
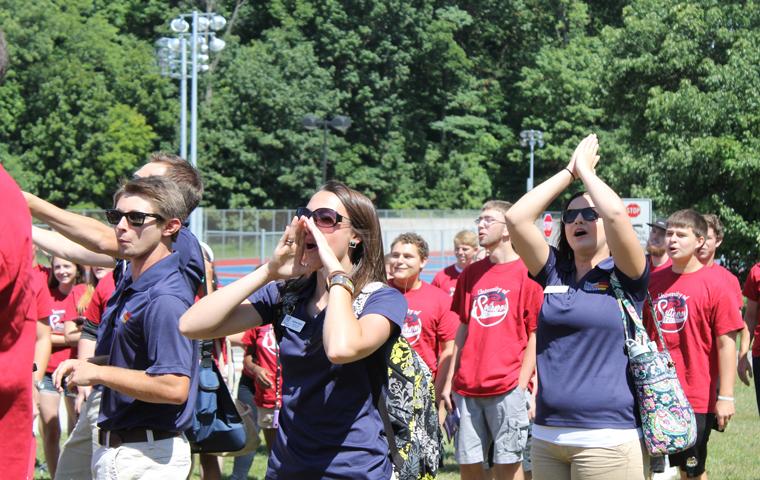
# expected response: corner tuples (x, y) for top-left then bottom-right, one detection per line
(34, 380), (760, 479)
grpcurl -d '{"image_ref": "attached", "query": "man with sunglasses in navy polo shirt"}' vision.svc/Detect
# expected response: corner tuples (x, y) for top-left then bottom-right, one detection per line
(23, 153), (205, 480)
(53, 176), (199, 478)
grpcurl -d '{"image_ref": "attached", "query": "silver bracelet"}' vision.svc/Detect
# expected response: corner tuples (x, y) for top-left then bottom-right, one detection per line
(717, 395), (735, 402)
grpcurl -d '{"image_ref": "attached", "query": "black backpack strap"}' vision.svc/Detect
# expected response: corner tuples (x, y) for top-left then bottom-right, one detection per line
(378, 391), (403, 469)
(200, 339), (215, 368)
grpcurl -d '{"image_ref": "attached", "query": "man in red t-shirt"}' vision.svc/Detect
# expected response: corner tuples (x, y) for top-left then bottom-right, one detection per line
(432, 230), (479, 297)
(739, 262), (760, 416)
(0, 162), (37, 476)
(440, 200), (542, 480)
(644, 210), (743, 479)
(0, 35), (37, 471)
(697, 214), (743, 308)
(646, 218), (672, 273)
(389, 233), (459, 425)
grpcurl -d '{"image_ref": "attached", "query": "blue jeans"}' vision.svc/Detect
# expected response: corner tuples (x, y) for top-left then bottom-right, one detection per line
(230, 375), (258, 480)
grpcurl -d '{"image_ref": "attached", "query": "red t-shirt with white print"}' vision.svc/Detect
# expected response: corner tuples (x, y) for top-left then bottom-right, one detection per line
(451, 257), (542, 397)
(395, 281), (459, 377)
(432, 264), (462, 297)
(46, 283), (86, 373)
(645, 266), (744, 413)
(242, 324), (280, 409)
(742, 263), (760, 357)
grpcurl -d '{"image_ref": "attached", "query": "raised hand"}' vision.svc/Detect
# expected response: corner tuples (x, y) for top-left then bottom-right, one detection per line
(571, 133), (600, 177)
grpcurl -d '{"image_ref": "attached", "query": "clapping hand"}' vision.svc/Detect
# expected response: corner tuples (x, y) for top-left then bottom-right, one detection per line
(569, 134), (600, 178)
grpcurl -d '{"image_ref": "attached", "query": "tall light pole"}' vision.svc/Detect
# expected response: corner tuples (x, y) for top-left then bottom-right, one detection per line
(156, 12), (227, 241)
(302, 114), (352, 184)
(519, 129), (544, 192)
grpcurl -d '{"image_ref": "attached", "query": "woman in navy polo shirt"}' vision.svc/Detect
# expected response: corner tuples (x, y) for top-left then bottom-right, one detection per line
(180, 181), (406, 480)
(505, 134), (649, 479)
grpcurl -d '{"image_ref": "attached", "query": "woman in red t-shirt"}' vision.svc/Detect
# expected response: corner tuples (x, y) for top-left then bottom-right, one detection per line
(38, 256), (86, 479)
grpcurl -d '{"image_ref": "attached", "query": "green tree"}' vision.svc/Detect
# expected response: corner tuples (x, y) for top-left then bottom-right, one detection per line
(601, 0), (760, 270)
(0, 0), (174, 207)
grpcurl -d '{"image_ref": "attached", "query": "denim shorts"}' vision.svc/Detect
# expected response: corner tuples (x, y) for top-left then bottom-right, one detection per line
(40, 372), (77, 398)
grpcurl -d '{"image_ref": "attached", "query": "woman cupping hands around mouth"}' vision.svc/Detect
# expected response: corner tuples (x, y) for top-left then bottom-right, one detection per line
(180, 181), (407, 480)
(504, 135), (650, 480)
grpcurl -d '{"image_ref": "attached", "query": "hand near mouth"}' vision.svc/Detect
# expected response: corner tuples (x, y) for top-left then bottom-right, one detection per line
(303, 216), (345, 276)
(268, 216), (311, 280)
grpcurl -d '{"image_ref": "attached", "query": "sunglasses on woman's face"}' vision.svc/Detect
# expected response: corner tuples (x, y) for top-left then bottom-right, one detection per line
(562, 207), (600, 224)
(296, 207), (349, 229)
(105, 209), (164, 227)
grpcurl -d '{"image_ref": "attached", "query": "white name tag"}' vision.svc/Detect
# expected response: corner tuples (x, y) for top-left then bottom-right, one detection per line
(282, 314), (305, 333)
(544, 285), (569, 294)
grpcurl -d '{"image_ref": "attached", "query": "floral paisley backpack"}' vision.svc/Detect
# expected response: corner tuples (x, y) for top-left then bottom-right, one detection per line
(611, 273), (697, 456)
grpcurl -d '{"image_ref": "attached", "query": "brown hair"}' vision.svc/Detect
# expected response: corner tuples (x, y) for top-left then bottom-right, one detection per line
(667, 209), (707, 239)
(148, 152), (203, 219)
(453, 230), (478, 248)
(391, 232), (429, 260)
(48, 257), (86, 291)
(322, 180), (385, 293)
(282, 181), (386, 299)
(481, 200), (513, 218)
(114, 176), (185, 224)
(702, 213), (724, 241)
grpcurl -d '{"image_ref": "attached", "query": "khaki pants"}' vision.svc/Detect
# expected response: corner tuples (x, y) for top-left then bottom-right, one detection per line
(531, 437), (649, 480)
(55, 390), (102, 480)
(92, 433), (191, 480)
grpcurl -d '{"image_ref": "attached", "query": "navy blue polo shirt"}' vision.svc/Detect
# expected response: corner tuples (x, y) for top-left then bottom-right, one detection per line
(97, 252), (199, 432)
(532, 247), (649, 429)
(250, 281), (407, 480)
(95, 226), (203, 357)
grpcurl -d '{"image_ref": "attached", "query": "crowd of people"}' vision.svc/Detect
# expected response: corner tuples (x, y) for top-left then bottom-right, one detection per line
(1, 30), (759, 480)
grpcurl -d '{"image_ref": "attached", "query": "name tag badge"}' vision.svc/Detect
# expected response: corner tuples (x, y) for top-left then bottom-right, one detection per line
(282, 314), (305, 333)
(544, 285), (569, 294)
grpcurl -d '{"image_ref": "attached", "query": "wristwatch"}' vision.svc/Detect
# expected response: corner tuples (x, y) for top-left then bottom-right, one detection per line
(34, 379), (45, 391)
(328, 273), (355, 295)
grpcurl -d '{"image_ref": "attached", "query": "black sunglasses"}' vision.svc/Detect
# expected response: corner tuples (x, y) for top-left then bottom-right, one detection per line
(562, 207), (600, 224)
(296, 207), (349, 228)
(105, 209), (164, 227)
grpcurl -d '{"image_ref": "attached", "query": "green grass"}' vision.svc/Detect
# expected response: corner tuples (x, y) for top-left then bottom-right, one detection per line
(34, 381), (760, 479)
(702, 380), (760, 479)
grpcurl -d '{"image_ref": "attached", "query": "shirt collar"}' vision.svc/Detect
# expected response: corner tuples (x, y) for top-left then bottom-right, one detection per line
(127, 252), (181, 293)
(558, 254), (615, 274)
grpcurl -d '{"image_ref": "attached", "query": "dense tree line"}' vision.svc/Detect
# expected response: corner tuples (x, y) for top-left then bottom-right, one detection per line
(0, 0), (758, 271)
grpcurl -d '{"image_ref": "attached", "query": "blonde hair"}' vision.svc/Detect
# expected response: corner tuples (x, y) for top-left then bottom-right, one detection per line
(453, 230), (477, 248)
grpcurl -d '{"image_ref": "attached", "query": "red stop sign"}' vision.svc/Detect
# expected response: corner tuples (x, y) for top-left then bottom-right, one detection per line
(543, 214), (553, 238)
(627, 203), (641, 218)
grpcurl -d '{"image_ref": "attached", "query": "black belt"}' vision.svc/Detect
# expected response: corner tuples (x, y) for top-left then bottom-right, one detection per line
(98, 428), (181, 448)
